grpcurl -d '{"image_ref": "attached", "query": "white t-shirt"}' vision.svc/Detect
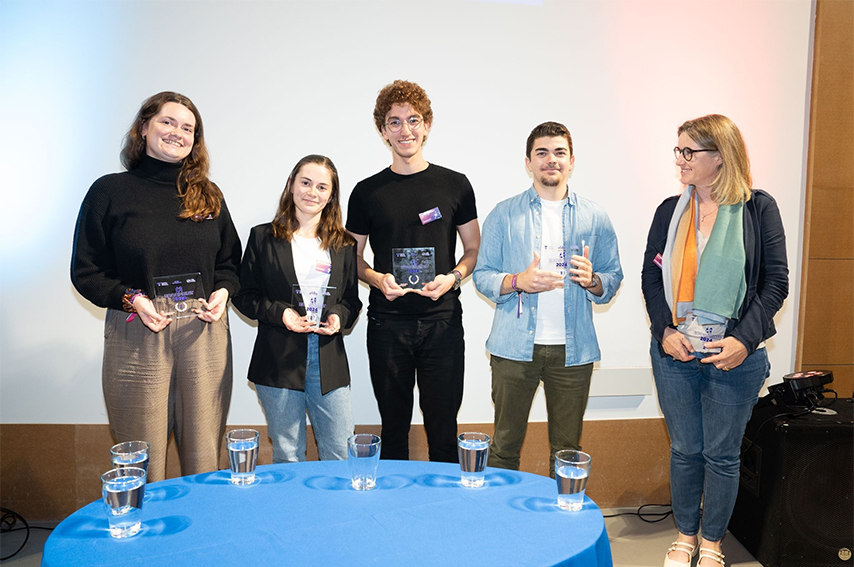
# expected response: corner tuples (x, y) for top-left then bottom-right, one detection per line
(291, 234), (332, 323)
(535, 198), (567, 345)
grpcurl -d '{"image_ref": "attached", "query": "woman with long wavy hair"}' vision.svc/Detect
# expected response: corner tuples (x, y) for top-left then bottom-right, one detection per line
(72, 91), (242, 482)
(642, 114), (788, 567)
(233, 155), (361, 462)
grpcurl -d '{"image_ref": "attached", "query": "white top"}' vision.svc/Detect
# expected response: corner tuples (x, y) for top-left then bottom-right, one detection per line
(535, 198), (567, 345)
(291, 234), (332, 323)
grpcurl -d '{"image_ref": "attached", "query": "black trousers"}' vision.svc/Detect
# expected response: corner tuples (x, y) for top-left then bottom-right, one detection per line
(366, 316), (465, 462)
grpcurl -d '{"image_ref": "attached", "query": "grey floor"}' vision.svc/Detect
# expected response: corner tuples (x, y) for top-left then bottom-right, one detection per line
(1, 510), (762, 566)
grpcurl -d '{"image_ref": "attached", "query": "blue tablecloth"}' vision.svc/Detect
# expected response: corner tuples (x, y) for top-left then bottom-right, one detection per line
(43, 460), (612, 566)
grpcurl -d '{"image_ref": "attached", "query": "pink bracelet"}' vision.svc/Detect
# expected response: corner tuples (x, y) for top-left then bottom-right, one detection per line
(511, 273), (519, 292)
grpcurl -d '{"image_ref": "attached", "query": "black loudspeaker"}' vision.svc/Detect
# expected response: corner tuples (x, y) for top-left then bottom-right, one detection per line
(729, 398), (854, 566)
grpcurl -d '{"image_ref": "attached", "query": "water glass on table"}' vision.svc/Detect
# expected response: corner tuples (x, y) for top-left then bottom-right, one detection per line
(348, 434), (381, 491)
(101, 467), (146, 538)
(110, 441), (150, 475)
(457, 432), (490, 488)
(226, 429), (259, 485)
(555, 450), (591, 511)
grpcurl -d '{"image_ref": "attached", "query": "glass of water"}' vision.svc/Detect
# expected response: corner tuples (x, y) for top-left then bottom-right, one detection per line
(110, 441), (150, 475)
(348, 434), (381, 490)
(555, 450), (591, 511)
(457, 432), (490, 488)
(101, 467), (146, 538)
(226, 429), (259, 485)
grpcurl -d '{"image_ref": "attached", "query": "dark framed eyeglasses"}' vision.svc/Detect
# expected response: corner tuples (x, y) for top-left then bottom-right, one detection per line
(385, 116), (424, 133)
(674, 146), (716, 162)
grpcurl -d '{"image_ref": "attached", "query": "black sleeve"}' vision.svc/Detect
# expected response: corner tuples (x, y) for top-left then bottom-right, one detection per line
(730, 194), (789, 352)
(213, 198), (242, 298)
(454, 174), (478, 226)
(641, 198), (677, 344)
(345, 184), (370, 235)
(326, 244), (362, 331)
(231, 227), (289, 327)
(70, 183), (127, 310)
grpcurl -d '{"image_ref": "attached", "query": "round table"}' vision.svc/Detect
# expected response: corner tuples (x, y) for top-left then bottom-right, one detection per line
(44, 460), (613, 566)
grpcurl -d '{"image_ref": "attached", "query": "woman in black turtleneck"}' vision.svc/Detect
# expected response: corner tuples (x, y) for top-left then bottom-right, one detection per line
(71, 92), (241, 482)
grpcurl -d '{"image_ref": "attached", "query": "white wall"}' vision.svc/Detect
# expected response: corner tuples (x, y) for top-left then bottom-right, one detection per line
(0, 0), (813, 425)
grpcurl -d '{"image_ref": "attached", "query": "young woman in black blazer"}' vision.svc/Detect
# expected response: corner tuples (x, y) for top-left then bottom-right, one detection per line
(233, 155), (361, 462)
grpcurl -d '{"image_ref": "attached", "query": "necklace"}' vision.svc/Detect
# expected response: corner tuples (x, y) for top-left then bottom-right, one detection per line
(700, 207), (718, 222)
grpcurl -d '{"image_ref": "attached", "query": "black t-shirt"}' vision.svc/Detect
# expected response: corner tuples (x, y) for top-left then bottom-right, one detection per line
(346, 164), (477, 320)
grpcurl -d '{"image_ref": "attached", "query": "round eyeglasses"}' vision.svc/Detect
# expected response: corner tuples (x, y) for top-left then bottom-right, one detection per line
(674, 146), (716, 162)
(385, 116), (424, 133)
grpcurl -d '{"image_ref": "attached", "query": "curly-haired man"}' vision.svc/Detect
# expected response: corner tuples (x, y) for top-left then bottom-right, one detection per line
(346, 80), (480, 462)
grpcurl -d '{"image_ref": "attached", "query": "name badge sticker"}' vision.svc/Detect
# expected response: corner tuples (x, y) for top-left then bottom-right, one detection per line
(315, 260), (332, 274)
(419, 207), (442, 225)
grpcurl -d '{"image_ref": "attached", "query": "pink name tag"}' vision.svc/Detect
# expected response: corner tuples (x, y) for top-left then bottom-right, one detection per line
(419, 207), (442, 225)
(315, 261), (332, 274)
(653, 253), (663, 269)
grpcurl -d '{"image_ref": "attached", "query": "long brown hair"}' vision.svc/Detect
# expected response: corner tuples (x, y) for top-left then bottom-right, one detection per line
(120, 91), (222, 220)
(271, 155), (355, 251)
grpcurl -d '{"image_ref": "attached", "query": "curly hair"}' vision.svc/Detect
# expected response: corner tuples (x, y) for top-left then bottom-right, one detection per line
(120, 91), (222, 221)
(526, 121), (573, 158)
(271, 155), (355, 251)
(373, 80), (434, 138)
(678, 114), (752, 205)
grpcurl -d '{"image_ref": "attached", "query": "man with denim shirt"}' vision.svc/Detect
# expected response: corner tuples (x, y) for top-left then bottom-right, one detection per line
(473, 121), (622, 476)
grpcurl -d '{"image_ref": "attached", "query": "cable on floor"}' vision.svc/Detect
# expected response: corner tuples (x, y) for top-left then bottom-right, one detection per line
(603, 503), (673, 523)
(0, 508), (54, 561)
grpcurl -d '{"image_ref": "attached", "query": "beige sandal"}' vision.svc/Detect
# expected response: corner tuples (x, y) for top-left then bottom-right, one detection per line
(698, 547), (725, 567)
(663, 540), (698, 567)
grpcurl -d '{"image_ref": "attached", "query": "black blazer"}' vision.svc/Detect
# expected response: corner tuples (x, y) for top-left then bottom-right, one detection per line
(232, 224), (362, 394)
(641, 190), (789, 357)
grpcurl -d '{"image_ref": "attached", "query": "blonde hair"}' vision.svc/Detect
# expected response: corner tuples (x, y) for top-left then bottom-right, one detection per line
(678, 114), (752, 205)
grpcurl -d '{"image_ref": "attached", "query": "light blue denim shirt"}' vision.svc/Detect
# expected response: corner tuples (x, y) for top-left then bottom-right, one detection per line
(473, 186), (623, 366)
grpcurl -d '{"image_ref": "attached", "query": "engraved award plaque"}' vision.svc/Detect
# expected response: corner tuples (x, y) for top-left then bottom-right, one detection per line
(392, 247), (435, 289)
(292, 285), (334, 327)
(153, 272), (203, 319)
(543, 244), (567, 278)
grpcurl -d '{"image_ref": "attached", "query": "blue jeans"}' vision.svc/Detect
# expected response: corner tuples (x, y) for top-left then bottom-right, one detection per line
(256, 334), (354, 463)
(650, 339), (769, 542)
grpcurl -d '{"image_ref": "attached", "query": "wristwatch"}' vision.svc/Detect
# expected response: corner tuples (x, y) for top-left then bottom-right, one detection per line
(450, 270), (463, 291)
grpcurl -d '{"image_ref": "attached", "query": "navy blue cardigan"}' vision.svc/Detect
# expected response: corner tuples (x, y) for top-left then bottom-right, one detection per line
(641, 190), (789, 357)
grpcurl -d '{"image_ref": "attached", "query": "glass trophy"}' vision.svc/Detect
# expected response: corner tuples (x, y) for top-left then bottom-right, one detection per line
(543, 245), (567, 278)
(152, 272), (203, 319)
(292, 285), (334, 327)
(392, 247), (435, 289)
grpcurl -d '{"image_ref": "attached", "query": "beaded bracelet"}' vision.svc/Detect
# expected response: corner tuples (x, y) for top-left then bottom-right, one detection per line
(122, 289), (148, 313)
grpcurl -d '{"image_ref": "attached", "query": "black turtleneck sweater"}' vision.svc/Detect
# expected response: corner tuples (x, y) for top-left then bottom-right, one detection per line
(71, 155), (242, 311)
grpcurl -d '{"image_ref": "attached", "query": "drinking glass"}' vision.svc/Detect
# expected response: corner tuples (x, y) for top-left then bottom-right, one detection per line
(457, 432), (490, 488)
(101, 467), (146, 538)
(110, 441), (150, 475)
(226, 429), (259, 485)
(555, 450), (591, 511)
(348, 434), (381, 490)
